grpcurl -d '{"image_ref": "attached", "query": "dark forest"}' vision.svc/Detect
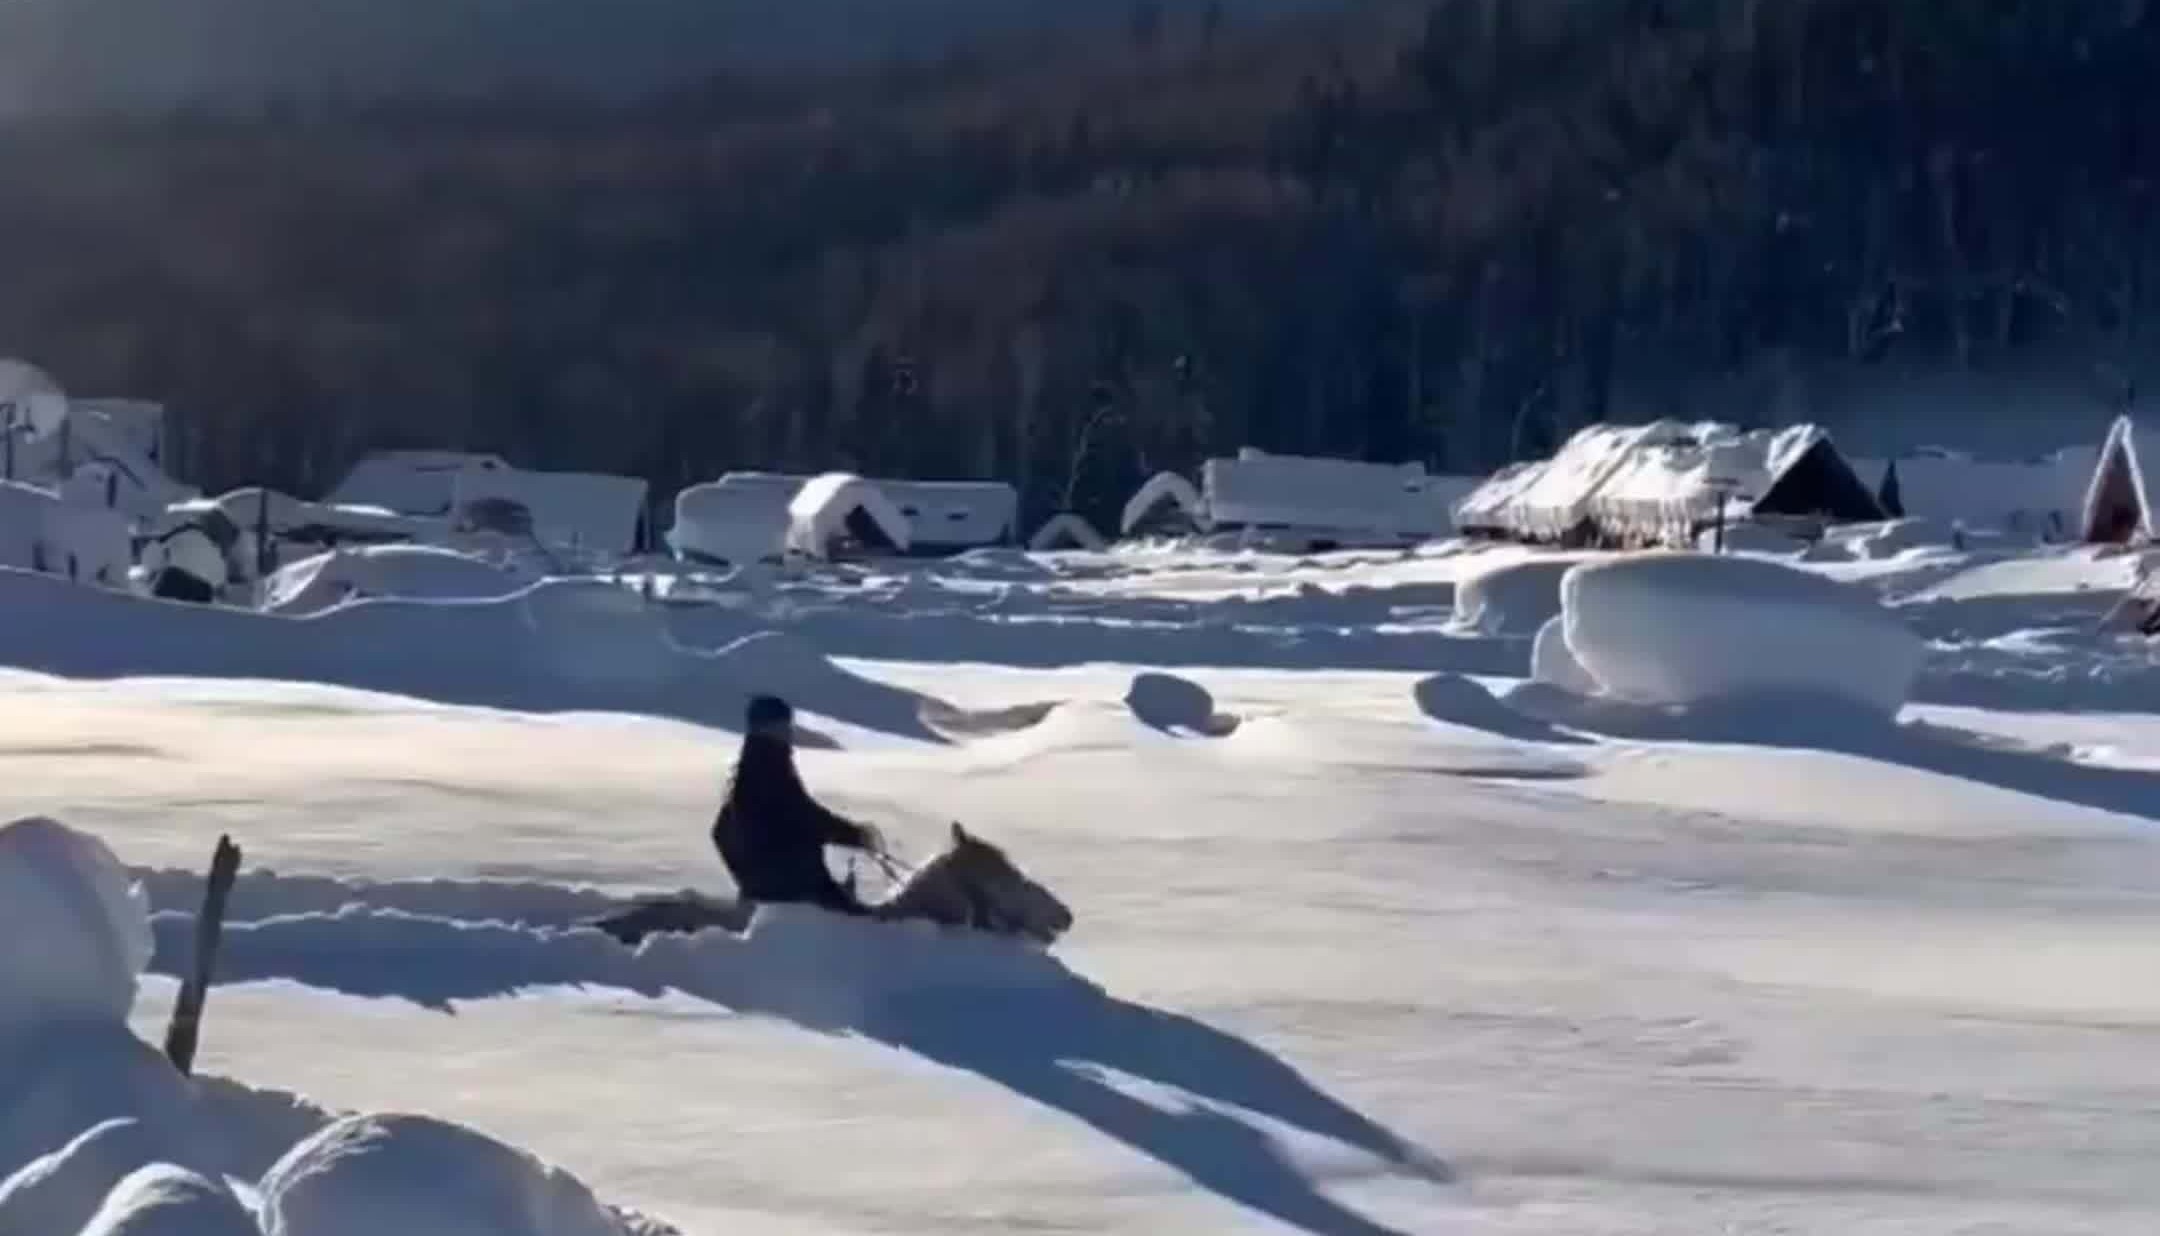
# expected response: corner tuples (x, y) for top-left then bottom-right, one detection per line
(1, 0), (2154, 530)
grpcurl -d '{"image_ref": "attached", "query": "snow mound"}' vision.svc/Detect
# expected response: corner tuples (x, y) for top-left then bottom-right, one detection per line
(1530, 614), (1599, 696)
(262, 545), (529, 616)
(258, 1113), (623, 1236)
(0, 1119), (173, 1236)
(0, 1023), (208, 1192)
(1449, 557), (1581, 636)
(1123, 672), (1238, 737)
(1560, 552), (1924, 718)
(79, 1163), (257, 1236)
(0, 817), (154, 1026)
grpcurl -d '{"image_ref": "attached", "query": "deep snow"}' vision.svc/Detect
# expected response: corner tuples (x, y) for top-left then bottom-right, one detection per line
(6, 525), (2160, 1233)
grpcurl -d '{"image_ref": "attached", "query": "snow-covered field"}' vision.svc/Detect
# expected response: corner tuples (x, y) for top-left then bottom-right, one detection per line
(9, 530), (2160, 1234)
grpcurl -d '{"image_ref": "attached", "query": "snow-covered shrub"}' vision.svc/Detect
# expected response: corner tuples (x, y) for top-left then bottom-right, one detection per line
(258, 1113), (623, 1236)
(1559, 552), (1924, 719)
(1450, 556), (1583, 637)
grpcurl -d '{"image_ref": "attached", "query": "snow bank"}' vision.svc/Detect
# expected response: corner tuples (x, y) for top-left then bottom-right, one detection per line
(258, 1113), (622, 1236)
(1560, 552), (1924, 718)
(1450, 556), (1584, 636)
(79, 1163), (257, 1236)
(0, 817), (153, 1027)
(262, 545), (530, 615)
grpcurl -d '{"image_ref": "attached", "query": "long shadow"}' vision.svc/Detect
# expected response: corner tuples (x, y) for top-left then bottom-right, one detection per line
(1502, 682), (2160, 823)
(1413, 673), (1591, 746)
(146, 907), (1450, 1235)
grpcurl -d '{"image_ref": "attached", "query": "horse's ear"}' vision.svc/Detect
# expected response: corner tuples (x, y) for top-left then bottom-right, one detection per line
(951, 821), (971, 847)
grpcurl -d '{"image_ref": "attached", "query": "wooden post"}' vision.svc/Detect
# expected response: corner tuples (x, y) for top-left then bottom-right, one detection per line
(255, 488), (273, 581)
(163, 835), (242, 1076)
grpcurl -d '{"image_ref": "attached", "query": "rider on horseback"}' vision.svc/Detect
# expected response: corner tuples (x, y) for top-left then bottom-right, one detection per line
(711, 694), (886, 914)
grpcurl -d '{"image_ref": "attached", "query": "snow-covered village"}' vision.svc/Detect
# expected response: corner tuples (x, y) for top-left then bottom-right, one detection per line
(11, 3), (2160, 1233)
(10, 334), (2160, 1235)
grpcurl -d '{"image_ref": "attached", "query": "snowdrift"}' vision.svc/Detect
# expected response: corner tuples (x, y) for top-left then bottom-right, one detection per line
(261, 545), (531, 615)
(1559, 552), (1924, 718)
(0, 818), (667, 1236)
(0, 570), (939, 735)
(1449, 556), (1585, 637)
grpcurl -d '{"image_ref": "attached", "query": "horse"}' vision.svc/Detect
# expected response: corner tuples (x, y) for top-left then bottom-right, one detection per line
(591, 822), (1072, 947)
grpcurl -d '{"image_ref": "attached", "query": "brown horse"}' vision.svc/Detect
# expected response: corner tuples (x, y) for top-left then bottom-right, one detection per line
(592, 823), (1072, 947)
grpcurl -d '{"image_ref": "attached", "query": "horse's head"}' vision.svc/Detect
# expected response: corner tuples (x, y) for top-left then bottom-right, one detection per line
(943, 822), (1073, 945)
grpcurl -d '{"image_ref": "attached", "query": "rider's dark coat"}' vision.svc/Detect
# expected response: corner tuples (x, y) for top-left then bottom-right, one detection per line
(710, 731), (874, 912)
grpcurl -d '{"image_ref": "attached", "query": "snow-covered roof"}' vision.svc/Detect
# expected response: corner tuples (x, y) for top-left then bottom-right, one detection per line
(0, 479), (133, 586)
(785, 472), (912, 559)
(10, 403), (196, 522)
(1452, 461), (1546, 532)
(1586, 422), (1872, 541)
(1120, 471), (1205, 537)
(876, 479), (1017, 549)
(449, 468), (650, 555)
(328, 451), (511, 516)
(1467, 423), (1676, 541)
(669, 476), (799, 565)
(1028, 512), (1107, 551)
(2078, 415), (2156, 543)
(158, 488), (442, 546)
(1849, 445), (2097, 536)
(1460, 421), (1880, 544)
(1201, 451), (1436, 540)
(686, 472), (1011, 551)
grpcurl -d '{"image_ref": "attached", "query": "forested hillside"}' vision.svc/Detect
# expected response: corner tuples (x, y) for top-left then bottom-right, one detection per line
(1, 0), (2154, 528)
